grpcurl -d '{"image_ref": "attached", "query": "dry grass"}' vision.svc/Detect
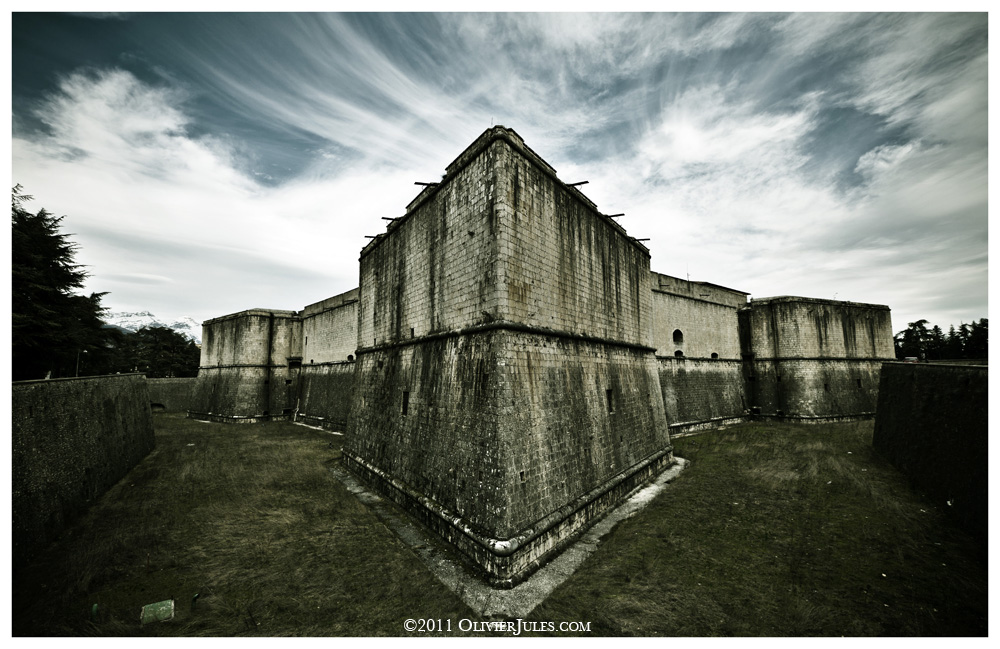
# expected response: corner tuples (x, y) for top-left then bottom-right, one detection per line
(13, 416), (987, 636)
(532, 421), (987, 636)
(13, 414), (473, 636)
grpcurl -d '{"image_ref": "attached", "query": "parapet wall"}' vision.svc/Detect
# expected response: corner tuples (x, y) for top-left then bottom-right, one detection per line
(873, 363), (987, 541)
(12, 374), (155, 568)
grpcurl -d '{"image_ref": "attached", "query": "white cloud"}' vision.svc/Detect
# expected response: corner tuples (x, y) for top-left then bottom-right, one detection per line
(12, 68), (422, 322)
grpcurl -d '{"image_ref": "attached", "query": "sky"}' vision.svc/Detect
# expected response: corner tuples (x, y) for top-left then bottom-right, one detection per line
(10, 11), (989, 336)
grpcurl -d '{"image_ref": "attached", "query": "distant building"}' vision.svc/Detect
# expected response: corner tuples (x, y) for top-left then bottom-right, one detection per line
(189, 126), (894, 584)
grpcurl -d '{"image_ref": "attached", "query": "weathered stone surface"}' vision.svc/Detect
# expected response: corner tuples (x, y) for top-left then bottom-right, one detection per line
(12, 374), (155, 567)
(739, 297), (895, 421)
(873, 362), (987, 542)
(344, 127), (674, 585)
(296, 361), (355, 430)
(147, 377), (196, 412)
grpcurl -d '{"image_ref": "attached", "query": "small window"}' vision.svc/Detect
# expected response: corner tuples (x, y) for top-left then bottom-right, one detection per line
(606, 389), (614, 413)
(673, 329), (684, 344)
(285, 379), (292, 385)
(674, 350), (684, 357)
(824, 383), (830, 392)
(776, 375), (782, 382)
(519, 470), (525, 483)
(282, 408), (291, 415)
(856, 378), (862, 389)
(347, 354), (355, 362)
(410, 327), (415, 338)
(711, 352), (719, 359)
(402, 391), (410, 415)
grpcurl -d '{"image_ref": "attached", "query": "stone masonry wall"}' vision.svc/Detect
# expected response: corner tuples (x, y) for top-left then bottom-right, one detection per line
(745, 297), (894, 359)
(740, 298), (894, 420)
(873, 363), (987, 541)
(296, 361), (355, 430)
(302, 289), (359, 363)
(356, 142), (501, 350)
(12, 374), (155, 567)
(191, 310), (301, 421)
(346, 127), (673, 583)
(746, 358), (883, 419)
(496, 139), (652, 346)
(651, 287), (744, 359)
(147, 377), (196, 412)
(658, 358), (746, 430)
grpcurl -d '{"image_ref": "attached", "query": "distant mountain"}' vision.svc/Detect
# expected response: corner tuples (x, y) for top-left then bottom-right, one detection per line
(102, 311), (202, 344)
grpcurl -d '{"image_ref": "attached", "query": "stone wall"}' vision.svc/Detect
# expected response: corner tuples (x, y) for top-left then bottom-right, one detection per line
(12, 374), (155, 567)
(650, 273), (746, 359)
(873, 362), (987, 541)
(147, 377), (196, 412)
(302, 289), (359, 363)
(190, 309), (301, 422)
(745, 358), (883, 420)
(345, 127), (674, 585)
(743, 297), (894, 359)
(740, 298), (894, 420)
(296, 361), (356, 430)
(497, 139), (652, 346)
(356, 139), (501, 349)
(658, 358), (746, 432)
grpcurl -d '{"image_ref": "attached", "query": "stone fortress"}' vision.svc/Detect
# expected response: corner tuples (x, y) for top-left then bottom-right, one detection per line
(190, 126), (895, 585)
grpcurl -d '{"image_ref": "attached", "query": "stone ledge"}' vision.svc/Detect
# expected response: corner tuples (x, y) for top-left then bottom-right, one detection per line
(342, 445), (676, 588)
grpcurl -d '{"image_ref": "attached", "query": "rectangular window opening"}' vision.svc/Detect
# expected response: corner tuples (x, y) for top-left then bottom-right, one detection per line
(856, 378), (862, 389)
(402, 390), (410, 416)
(824, 383), (830, 392)
(606, 389), (614, 413)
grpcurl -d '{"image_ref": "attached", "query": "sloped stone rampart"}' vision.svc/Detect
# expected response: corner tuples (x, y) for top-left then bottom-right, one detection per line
(12, 374), (155, 567)
(873, 362), (987, 541)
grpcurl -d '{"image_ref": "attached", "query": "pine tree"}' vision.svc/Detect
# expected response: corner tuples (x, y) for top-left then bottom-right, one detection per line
(12, 185), (110, 380)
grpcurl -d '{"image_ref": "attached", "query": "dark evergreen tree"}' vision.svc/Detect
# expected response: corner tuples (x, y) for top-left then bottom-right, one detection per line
(926, 325), (946, 360)
(894, 319), (930, 359)
(12, 185), (110, 380)
(943, 324), (964, 359)
(121, 326), (201, 378)
(895, 318), (987, 361)
(966, 318), (988, 359)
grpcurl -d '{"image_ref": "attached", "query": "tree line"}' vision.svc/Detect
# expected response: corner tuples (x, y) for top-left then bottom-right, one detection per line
(12, 186), (200, 381)
(894, 318), (988, 361)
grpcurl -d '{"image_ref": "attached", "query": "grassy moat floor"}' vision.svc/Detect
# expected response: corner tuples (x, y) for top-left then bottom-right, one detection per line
(13, 414), (987, 636)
